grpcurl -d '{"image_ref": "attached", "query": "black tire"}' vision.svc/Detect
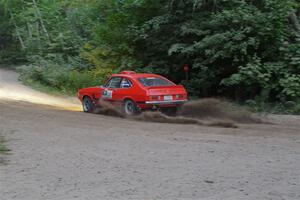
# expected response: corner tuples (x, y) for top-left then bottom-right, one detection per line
(123, 99), (139, 115)
(82, 96), (94, 113)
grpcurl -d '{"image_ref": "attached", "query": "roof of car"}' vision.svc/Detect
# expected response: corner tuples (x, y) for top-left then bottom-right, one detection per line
(111, 72), (162, 79)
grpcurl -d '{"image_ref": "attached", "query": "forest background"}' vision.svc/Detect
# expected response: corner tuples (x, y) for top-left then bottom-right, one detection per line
(0, 0), (299, 113)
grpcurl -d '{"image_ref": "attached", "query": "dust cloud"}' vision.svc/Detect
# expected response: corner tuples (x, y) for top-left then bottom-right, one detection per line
(93, 100), (125, 118)
(92, 98), (267, 128)
(135, 111), (238, 128)
(179, 98), (264, 124)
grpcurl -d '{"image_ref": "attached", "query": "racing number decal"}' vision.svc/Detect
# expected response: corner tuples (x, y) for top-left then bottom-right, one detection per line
(102, 89), (113, 99)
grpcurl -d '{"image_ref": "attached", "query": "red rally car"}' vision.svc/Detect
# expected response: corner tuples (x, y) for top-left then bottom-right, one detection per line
(78, 71), (188, 115)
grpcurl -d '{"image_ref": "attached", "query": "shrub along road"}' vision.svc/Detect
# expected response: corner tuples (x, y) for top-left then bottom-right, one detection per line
(0, 69), (299, 200)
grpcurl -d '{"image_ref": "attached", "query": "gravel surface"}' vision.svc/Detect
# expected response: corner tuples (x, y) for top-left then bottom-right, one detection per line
(0, 69), (300, 200)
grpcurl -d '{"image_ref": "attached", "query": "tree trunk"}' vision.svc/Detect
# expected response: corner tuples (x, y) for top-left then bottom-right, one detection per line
(31, 0), (50, 41)
(14, 24), (25, 50)
(9, 11), (25, 50)
(21, 0), (32, 39)
(289, 12), (300, 36)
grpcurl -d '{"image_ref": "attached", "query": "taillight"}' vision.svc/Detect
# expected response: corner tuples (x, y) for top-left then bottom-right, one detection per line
(176, 94), (184, 99)
(150, 95), (160, 100)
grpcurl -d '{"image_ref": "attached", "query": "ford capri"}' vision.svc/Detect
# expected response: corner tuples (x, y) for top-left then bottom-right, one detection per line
(78, 71), (188, 115)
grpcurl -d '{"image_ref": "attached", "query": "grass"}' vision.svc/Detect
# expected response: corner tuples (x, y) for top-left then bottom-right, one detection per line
(0, 136), (10, 165)
(242, 100), (300, 115)
(24, 80), (76, 97)
(0, 136), (10, 153)
(0, 64), (17, 69)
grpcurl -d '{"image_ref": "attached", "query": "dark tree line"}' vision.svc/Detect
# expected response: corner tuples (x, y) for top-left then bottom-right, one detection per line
(0, 0), (299, 107)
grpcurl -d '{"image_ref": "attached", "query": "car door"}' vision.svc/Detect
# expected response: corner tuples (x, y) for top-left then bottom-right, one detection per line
(113, 78), (134, 102)
(102, 77), (122, 103)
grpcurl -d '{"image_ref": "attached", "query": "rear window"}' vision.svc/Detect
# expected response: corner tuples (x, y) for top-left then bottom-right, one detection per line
(138, 77), (174, 87)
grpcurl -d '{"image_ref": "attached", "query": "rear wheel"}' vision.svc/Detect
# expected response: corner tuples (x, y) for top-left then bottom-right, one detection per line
(124, 99), (139, 115)
(82, 96), (94, 113)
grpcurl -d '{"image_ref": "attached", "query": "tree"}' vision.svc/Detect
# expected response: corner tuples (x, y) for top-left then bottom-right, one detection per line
(133, 0), (300, 101)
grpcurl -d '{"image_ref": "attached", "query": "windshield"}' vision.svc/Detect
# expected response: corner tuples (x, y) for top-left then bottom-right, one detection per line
(138, 77), (174, 87)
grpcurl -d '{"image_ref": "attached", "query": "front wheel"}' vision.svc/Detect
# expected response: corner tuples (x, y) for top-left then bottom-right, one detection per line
(82, 96), (94, 113)
(124, 99), (139, 115)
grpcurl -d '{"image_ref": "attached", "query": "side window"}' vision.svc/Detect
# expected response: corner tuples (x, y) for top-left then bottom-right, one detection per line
(106, 77), (122, 88)
(120, 78), (133, 88)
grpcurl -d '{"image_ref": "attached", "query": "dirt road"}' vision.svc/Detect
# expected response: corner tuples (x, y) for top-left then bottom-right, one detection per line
(0, 69), (81, 111)
(0, 69), (299, 200)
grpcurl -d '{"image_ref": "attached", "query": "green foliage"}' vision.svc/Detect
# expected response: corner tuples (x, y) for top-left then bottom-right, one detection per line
(18, 61), (110, 94)
(223, 38), (300, 101)
(245, 99), (300, 115)
(0, 2), (24, 64)
(81, 0), (164, 70)
(1, 0), (300, 113)
(134, 0), (300, 103)
(0, 135), (10, 155)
